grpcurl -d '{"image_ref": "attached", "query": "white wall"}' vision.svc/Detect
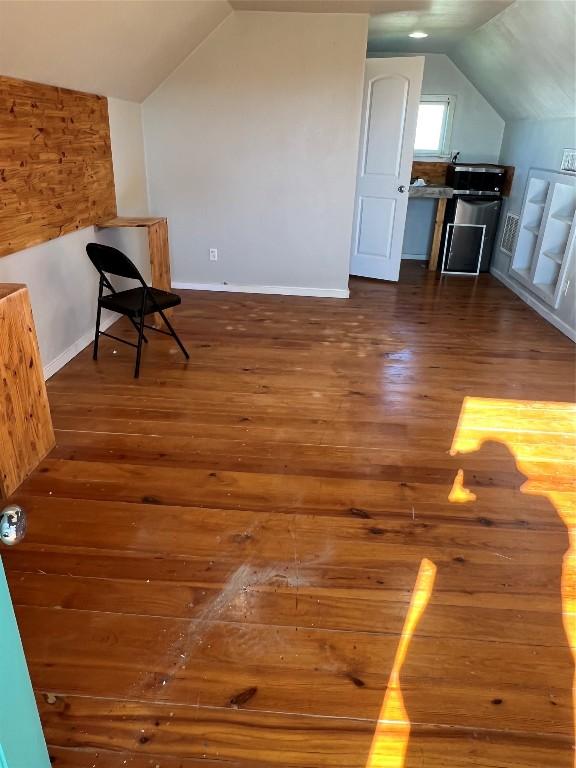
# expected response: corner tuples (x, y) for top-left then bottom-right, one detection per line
(142, 11), (368, 296)
(0, 97), (150, 377)
(375, 54), (505, 259)
(417, 54), (504, 164)
(491, 117), (576, 341)
(368, 53), (504, 165)
(106, 98), (150, 216)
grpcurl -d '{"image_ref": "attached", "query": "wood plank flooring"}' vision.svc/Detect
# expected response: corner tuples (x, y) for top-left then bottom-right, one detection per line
(3, 262), (576, 767)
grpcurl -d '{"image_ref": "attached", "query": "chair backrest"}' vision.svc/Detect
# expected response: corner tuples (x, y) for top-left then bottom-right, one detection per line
(86, 243), (145, 283)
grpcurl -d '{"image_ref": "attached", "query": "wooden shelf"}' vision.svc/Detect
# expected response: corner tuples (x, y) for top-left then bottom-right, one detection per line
(97, 216), (166, 228)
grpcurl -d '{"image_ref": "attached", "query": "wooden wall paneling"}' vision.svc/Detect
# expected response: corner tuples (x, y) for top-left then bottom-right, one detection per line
(0, 285), (55, 498)
(412, 161), (449, 186)
(0, 76), (116, 258)
(502, 165), (515, 197)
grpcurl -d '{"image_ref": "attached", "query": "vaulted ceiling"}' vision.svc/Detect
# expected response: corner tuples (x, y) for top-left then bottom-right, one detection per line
(0, 0), (573, 123)
(0, 0), (232, 101)
(450, 0), (576, 121)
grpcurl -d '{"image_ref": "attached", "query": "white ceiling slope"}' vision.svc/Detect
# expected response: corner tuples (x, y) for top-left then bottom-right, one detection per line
(450, 0), (576, 121)
(0, 1), (232, 102)
(367, 0), (513, 54)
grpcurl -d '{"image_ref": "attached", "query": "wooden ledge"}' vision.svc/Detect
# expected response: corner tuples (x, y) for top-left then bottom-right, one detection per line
(96, 217), (166, 228)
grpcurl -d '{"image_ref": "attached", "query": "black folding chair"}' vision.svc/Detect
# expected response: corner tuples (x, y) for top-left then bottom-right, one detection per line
(86, 242), (189, 378)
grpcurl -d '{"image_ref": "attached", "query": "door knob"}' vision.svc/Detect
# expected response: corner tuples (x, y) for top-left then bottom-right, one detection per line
(398, 185), (407, 193)
(1, 505), (27, 546)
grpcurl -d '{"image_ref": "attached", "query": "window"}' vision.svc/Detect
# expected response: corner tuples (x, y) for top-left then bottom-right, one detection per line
(414, 95), (454, 157)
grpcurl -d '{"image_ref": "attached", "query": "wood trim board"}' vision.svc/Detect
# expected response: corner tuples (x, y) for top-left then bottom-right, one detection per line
(0, 75), (116, 258)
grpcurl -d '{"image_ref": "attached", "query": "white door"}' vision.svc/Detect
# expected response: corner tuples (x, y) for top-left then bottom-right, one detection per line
(350, 57), (424, 281)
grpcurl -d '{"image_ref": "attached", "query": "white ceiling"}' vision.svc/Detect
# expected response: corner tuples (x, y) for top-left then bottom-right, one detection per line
(231, 0), (514, 53)
(0, 0), (572, 122)
(367, 0), (514, 53)
(0, 1), (232, 102)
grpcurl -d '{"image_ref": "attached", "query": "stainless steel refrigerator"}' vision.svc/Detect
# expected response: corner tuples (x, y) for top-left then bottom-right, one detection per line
(442, 196), (502, 274)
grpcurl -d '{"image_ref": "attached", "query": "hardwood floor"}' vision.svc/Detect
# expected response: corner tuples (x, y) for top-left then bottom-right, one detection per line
(4, 262), (576, 767)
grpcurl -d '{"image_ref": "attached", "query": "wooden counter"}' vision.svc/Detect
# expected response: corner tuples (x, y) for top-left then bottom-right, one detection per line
(0, 284), (55, 498)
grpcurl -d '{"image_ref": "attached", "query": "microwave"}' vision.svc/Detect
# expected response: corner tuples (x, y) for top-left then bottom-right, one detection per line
(446, 164), (506, 196)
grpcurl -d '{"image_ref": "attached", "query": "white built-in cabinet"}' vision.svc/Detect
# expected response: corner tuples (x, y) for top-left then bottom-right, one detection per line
(509, 169), (575, 308)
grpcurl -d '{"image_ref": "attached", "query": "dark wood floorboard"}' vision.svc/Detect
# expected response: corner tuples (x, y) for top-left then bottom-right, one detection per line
(4, 262), (576, 767)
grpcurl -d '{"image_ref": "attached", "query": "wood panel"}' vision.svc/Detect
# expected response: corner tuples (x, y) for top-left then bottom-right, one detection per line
(3, 264), (575, 766)
(501, 164), (515, 197)
(412, 161), (449, 186)
(428, 196), (447, 271)
(39, 696), (572, 768)
(0, 284), (54, 498)
(148, 219), (171, 293)
(0, 75), (116, 258)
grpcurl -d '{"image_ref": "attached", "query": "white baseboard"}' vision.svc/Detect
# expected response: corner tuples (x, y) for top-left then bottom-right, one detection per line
(491, 267), (576, 343)
(171, 281), (349, 299)
(43, 315), (116, 380)
(401, 253), (428, 261)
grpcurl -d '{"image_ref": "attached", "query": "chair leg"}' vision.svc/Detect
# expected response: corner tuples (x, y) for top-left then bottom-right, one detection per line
(128, 316), (148, 343)
(134, 312), (146, 378)
(159, 309), (190, 360)
(93, 302), (102, 360)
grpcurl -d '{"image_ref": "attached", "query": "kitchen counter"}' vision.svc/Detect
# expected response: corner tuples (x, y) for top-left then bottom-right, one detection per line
(409, 185), (454, 199)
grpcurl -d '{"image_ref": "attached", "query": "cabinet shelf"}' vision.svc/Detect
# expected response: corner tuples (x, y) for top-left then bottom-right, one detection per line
(513, 266), (532, 282)
(509, 169), (575, 309)
(551, 213), (573, 225)
(543, 249), (564, 265)
(534, 283), (555, 299)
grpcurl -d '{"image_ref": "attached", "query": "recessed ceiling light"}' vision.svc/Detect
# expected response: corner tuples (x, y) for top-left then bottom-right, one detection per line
(409, 31), (428, 39)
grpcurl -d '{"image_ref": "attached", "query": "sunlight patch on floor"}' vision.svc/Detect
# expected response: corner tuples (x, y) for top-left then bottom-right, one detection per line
(366, 396), (576, 768)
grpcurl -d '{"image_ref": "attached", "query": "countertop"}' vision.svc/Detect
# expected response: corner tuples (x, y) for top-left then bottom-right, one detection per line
(409, 185), (454, 199)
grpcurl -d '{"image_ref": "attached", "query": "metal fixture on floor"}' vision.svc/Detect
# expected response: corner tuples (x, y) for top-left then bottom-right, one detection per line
(0, 505), (26, 546)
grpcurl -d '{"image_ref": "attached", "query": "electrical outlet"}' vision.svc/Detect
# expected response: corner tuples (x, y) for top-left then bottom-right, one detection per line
(209, 248), (218, 261)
